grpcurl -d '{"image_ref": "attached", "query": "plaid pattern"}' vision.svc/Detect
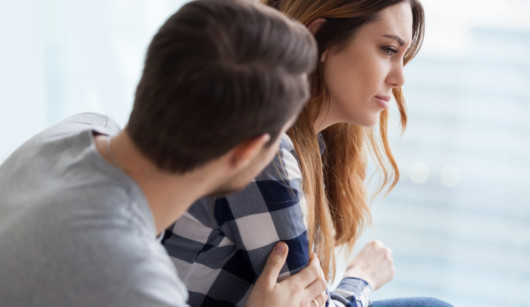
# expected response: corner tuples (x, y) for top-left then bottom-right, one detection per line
(163, 134), (372, 307)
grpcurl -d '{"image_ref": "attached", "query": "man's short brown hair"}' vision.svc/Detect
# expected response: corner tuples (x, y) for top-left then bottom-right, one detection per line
(127, 0), (316, 173)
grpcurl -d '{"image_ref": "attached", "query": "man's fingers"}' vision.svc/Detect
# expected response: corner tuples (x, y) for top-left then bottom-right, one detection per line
(305, 276), (327, 301)
(257, 242), (288, 288)
(310, 292), (328, 307)
(290, 254), (321, 287)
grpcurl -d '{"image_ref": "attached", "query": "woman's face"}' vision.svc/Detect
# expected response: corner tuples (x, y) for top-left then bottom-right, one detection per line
(318, 2), (413, 130)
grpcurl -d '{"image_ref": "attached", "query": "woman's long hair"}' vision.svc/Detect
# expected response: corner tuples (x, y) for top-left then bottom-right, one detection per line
(262, 0), (425, 280)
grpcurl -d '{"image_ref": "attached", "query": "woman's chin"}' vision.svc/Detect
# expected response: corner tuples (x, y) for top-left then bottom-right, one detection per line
(349, 115), (380, 128)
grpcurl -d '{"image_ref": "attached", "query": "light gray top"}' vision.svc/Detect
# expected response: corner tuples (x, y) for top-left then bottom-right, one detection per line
(0, 113), (188, 307)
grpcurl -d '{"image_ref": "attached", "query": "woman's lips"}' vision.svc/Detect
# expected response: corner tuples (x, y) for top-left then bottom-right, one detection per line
(375, 96), (391, 109)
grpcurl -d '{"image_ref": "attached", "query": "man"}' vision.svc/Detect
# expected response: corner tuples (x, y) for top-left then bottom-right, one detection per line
(0, 0), (327, 306)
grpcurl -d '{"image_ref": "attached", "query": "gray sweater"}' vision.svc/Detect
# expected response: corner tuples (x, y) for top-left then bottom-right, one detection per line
(0, 113), (187, 306)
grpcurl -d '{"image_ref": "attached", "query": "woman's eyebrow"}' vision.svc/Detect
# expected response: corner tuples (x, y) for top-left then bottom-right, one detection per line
(383, 34), (405, 46)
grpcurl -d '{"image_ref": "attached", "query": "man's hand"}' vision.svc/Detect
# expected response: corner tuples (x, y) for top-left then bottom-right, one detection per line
(344, 240), (395, 290)
(247, 242), (327, 307)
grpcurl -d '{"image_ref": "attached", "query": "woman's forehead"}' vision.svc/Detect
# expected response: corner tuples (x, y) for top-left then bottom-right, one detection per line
(368, 3), (413, 43)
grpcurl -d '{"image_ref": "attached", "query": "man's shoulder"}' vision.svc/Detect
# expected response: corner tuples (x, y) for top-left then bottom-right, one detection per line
(17, 112), (121, 154)
(52, 112), (121, 135)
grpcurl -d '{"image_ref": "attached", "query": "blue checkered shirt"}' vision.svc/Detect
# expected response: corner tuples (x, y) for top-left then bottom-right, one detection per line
(163, 134), (372, 306)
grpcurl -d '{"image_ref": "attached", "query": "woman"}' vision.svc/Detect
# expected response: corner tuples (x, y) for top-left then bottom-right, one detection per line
(163, 0), (451, 306)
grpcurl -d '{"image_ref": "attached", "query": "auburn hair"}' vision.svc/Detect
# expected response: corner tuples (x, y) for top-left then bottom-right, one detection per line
(262, 0), (425, 280)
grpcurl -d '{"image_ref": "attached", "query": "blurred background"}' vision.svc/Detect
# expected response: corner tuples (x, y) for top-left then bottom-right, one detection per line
(0, 0), (528, 306)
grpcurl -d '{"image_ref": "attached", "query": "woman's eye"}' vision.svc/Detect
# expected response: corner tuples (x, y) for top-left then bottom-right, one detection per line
(382, 46), (398, 56)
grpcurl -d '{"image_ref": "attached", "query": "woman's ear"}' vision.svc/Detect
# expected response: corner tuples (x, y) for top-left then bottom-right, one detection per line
(307, 18), (328, 62)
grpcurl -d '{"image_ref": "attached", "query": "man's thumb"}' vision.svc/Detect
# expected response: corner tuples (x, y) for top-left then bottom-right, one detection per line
(257, 242), (288, 288)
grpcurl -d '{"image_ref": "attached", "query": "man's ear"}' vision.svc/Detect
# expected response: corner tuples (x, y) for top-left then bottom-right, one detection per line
(307, 18), (328, 62)
(307, 18), (326, 35)
(229, 134), (271, 169)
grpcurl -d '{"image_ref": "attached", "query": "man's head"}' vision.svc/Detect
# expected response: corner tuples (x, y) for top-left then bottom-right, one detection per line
(126, 0), (316, 176)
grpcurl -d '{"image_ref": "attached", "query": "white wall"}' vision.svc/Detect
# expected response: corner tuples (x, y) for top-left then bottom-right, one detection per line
(0, 0), (186, 162)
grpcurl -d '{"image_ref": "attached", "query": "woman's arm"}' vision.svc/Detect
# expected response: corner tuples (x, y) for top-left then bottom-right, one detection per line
(218, 134), (375, 306)
(344, 240), (395, 291)
(163, 134), (375, 306)
(248, 242), (328, 307)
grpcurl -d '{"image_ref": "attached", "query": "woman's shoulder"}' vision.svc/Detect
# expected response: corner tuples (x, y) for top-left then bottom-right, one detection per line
(279, 132), (296, 155)
(257, 133), (301, 182)
(279, 132), (300, 161)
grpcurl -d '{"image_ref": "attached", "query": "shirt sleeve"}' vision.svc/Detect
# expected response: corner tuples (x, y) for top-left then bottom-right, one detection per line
(216, 134), (373, 306)
(212, 135), (308, 279)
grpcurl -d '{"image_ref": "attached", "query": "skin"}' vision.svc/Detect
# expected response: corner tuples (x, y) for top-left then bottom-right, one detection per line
(94, 117), (295, 236)
(248, 242), (328, 307)
(345, 240), (395, 291)
(309, 2), (414, 291)
(94, 113), (327, 306)
(208, 117), (295, 197)
(315, 2), (413, 132)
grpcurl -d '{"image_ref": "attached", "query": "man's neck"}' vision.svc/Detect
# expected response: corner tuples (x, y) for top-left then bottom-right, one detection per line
(94, 131), (217, 235)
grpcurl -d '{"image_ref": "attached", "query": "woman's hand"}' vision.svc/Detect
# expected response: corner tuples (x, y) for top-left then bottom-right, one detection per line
(344, 240), (395, 290)
(247, 242), (328, 307)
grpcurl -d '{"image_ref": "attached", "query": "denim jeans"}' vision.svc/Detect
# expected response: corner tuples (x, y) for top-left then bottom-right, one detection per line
(370, 297), (453, 307)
